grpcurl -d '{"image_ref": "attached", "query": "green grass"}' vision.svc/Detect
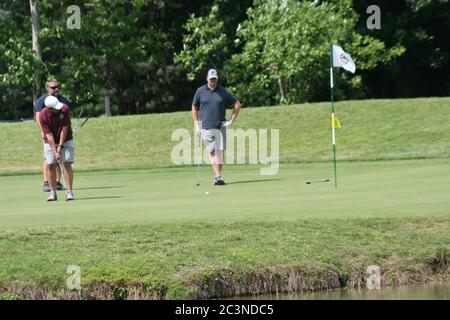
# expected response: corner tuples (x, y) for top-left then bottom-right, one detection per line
(0, 97), (449, 298)
(1, 160), (449, 229)
(0, 159), (449, 298)
(1, 216), (449, 299)
(0, 97), (449, 173)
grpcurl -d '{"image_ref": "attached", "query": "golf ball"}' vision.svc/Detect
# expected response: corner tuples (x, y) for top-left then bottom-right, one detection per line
(205, 192), (209, 196)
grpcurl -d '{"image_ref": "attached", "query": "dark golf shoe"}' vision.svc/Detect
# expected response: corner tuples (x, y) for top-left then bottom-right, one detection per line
(218, 176), (226, 185)
(213, 176), (226, 185)
(56, 181), (65, 191)
(43, 181), (50, 192)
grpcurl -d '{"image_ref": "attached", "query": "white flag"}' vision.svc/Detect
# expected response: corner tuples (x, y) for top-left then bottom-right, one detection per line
(332, 45), (356, 73)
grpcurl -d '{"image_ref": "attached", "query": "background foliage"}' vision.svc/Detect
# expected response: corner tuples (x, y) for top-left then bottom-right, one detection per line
(0, 0), (449, 119)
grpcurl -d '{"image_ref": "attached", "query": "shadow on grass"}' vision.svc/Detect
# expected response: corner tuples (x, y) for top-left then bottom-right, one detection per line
(226, 178), (282, 185)
(75, 196), (122, 201)
(74, 186), (123, 191)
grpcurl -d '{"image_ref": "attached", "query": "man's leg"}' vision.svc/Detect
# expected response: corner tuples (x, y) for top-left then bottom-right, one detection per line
(61, 140), (75, 200)
(208, 150), (222, 177)
(215, 128), (226, 182)
(47, 164), (57, 192)
(209, 149), (226, 184)
(202, 129), (226, 184)
(217, 150), (224, 174)
(44, 143), (58, 201)
(56, 163), (61, 183)
(43, 160), (62, 191)
(43, 160), (48, 182)
(62, 163), (74, 191)
(42, 160), (50, 192)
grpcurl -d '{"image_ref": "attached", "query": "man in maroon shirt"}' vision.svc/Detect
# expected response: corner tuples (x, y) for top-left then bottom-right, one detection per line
(39, 96), (75, 201)
(35, 79), (69, 192)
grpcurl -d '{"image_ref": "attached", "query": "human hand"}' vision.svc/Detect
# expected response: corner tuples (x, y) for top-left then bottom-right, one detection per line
(220, 120), (233, 129)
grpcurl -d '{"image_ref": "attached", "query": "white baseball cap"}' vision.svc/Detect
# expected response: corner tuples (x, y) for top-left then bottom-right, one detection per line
(44, 96), (64, 110)
(207, 69), (218, 80)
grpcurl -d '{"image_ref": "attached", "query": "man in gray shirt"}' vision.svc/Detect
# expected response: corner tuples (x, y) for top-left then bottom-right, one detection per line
(192, 69), (241, 185)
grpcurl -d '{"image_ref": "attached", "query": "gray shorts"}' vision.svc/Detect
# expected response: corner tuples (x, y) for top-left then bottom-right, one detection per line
(44, 139), (75, 164)
(201, 128), (226, 153)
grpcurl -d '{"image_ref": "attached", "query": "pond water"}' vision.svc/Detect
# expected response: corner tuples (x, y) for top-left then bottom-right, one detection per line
(235, 281), (450, 300)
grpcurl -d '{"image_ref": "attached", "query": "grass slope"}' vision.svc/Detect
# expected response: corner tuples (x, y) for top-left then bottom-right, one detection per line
(0, 97), (449, 173)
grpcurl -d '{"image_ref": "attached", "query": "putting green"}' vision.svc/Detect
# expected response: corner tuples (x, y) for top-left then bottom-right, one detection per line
(1, 158), (449, 230)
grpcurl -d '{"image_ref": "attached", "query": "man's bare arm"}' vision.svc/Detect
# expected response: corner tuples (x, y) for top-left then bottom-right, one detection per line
(230, 100), (241, 123)
(60, 126), (68, 145)
(192, 105), (200, 135)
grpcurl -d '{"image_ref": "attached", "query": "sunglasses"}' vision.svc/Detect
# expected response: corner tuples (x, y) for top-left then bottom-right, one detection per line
(49, 86), (59, 89)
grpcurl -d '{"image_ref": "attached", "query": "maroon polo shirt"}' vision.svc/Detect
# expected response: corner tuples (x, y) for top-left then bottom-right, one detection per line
(39, 105), (73, 144)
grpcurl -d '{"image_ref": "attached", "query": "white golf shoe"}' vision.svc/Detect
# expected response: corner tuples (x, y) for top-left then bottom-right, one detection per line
(47, 192), (57, 202)
(66, 191), (74, 201)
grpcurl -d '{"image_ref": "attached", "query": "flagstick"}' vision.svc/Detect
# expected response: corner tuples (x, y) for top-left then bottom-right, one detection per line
(330, 45), (338, 189)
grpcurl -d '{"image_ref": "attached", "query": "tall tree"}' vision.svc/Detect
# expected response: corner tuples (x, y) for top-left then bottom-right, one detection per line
(176, 0), (404, 106)
(354, 0), (450, 98)
(29, 0), (42, 111)
(0, 1), (35, 119)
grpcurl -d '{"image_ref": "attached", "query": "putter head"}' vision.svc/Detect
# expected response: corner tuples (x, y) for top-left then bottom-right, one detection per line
(306, 179), (330, 184)
(196, 183), (200, 186)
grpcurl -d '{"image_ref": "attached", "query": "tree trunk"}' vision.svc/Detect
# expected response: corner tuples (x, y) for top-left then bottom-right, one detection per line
(104, 89), (112, 117)
(104, 64), (112, 116)
(29, 0), (42, 116)
(278, 78), (285, 104)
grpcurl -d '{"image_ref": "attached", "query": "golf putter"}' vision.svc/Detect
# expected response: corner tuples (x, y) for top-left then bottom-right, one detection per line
(77, 108), (83, 123)
(59, 161), (68, 197)
(79, 117), (89, 129)
(306, 179), (330, 184)
(196, 133), (201, 186)
(74, 114), (89, 135)
(75, 117), (89, 135)
(196, 164), (200, 186)
(74, 109), (83, 134)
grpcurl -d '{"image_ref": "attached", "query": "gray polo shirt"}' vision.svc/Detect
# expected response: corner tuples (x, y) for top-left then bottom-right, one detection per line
(192, 84), (238, 129)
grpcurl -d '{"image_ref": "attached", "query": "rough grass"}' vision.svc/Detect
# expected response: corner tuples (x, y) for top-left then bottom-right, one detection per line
(0, 217), (448, 299)
(0, 97), (449, 173)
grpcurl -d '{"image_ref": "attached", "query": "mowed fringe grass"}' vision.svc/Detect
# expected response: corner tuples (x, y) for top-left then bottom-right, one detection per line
(0, 217), (449, 299)
(0, 97), (449, 173)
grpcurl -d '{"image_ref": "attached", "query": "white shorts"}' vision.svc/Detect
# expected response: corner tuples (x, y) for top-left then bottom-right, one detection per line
(44, 139), (75, 164)
(201, 128), (226, 153)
